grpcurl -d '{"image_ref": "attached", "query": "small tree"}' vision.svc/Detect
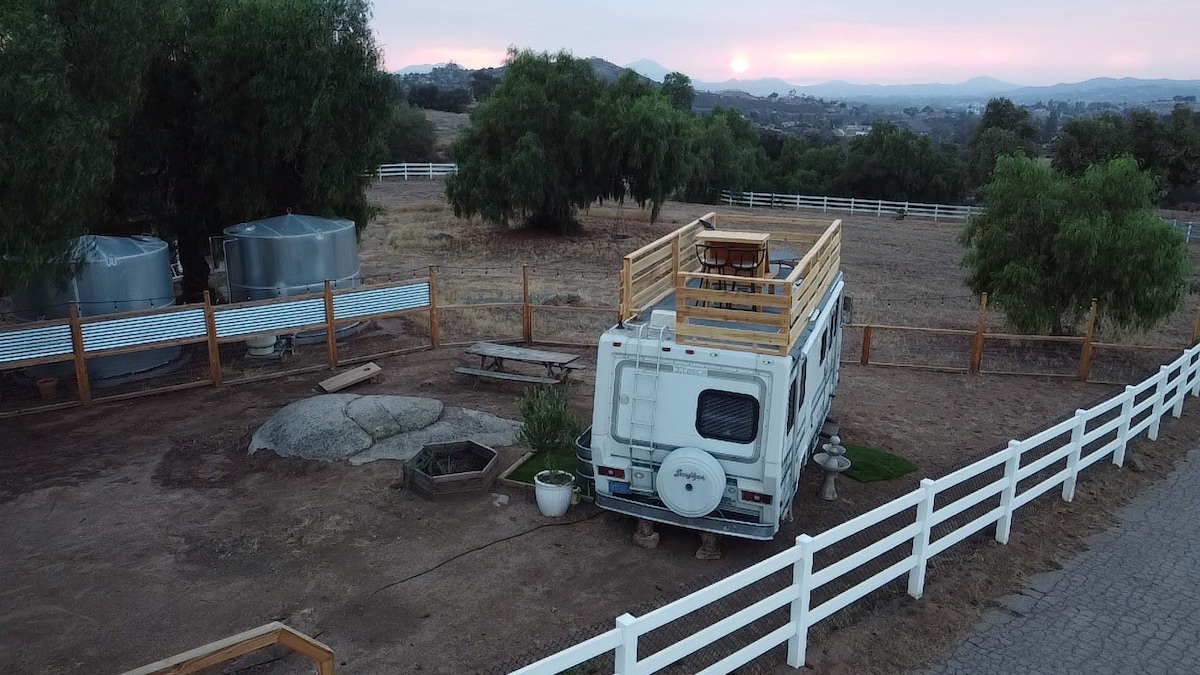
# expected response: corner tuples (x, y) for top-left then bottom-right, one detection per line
(518, 386), (583, 473)
(386, 103), (437, 162)
(961, 156), (1190, 335)
(446, 49), (602, 233)
(1051, 114), (1130, 176)
(966, 98), (1038, 190)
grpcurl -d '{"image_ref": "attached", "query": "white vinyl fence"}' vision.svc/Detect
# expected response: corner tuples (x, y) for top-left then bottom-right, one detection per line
(720, 190), (979, 221)
(511, 343), (1200, 674)
(373, 162), (458, 180)
(1165, 220), (1200, 244)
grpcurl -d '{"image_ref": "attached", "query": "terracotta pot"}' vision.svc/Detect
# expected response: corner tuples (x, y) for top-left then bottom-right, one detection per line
(36, 377), (59, 402)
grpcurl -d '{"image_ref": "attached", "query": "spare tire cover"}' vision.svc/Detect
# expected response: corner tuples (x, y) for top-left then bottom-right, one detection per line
(657, 447), (726, 517)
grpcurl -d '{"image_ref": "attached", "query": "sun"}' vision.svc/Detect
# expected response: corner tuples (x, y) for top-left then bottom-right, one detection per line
(730, 55), (750, 74)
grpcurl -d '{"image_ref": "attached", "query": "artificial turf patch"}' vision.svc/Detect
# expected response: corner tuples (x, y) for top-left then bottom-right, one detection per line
(842, 442), (918, 483)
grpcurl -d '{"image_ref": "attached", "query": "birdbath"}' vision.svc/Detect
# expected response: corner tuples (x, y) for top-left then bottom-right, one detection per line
(812, 435), (852, 501)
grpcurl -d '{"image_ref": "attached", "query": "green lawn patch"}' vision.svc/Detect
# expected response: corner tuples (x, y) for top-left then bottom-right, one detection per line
(842, 442), (918, 483)
(506, 444), (576, 485)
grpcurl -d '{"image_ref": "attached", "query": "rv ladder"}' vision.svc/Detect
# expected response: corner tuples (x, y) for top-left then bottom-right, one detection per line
(628, 323), (668, 474)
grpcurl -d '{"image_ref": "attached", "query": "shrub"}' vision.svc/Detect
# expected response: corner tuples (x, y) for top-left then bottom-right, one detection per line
(518, 386), (583, 470)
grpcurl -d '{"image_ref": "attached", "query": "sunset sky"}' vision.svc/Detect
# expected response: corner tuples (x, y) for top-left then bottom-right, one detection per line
(371, 0), (1198, 85)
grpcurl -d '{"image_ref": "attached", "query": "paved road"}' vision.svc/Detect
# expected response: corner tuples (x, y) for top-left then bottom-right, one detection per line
(919, 449), (1200, 675)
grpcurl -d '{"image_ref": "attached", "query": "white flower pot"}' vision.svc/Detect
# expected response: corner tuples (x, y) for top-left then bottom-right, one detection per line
(534, 470), (574, 517)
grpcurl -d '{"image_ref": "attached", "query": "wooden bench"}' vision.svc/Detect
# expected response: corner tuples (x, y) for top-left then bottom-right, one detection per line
(454, 366), (560, 386)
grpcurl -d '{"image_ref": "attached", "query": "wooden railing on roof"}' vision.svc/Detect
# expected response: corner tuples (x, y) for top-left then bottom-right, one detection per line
(618, 212), (842, 356)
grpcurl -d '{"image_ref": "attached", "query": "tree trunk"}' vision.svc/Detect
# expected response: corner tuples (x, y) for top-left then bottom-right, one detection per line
(178, 227), (211, 304)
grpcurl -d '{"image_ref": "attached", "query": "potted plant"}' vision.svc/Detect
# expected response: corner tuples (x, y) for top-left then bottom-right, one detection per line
(519, 386), (582, 517)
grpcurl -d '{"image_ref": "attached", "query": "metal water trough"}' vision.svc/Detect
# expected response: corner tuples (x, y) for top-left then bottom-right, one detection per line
(405, 440), (499, 500)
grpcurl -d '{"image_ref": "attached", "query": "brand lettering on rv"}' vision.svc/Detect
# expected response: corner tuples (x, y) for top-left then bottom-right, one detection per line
(674, 469), (706, 481)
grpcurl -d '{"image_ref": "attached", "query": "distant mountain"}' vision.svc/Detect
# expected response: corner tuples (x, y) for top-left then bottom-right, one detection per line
(692, 77), (805, 98)
(394, 63), (449, 76)
(690, 76), (1019, 100)
(1004, 77), (1200, 103)
(625, 58), (672, 82)
(686, 73), (1200, 103)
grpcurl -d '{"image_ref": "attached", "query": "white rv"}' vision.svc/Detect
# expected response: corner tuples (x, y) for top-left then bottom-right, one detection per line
(580, 212), (844, 540)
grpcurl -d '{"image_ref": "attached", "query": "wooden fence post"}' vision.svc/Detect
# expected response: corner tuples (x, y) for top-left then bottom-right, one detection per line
(68, 302), (92, 405)
(521, 264), (532, 345)
(1078, 299), (1098, 381)
(620, 258), (633, 322)
(969, 292), (988, 374)
(859, 325), (873, 366)
(323, 280), (339, 367)
(786, 534), (815, 667)
(907, 479), (936, 599)
(428, 266), (440, 348)
(203, 291), (222, 386)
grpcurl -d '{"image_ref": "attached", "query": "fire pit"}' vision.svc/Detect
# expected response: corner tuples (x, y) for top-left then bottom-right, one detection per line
(404, 440), (500, 500)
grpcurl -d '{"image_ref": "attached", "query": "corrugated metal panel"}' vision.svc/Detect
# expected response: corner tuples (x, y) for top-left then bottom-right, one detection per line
(333, 283), (430, 321)
(81, 309), (207, 353)
(0, 323), (74, 364)
(214, 298), (326, 338)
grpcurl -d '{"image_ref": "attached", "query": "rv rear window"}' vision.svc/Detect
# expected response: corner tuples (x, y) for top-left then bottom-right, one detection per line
(696, 390), (759, 443)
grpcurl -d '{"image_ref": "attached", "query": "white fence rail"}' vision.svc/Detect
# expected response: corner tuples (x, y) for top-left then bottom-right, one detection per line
(373, 163), (458, 180)
(1165, 220), (1200, 244)
(720, 190), (979, 221)
(512, 343), (1200, 674)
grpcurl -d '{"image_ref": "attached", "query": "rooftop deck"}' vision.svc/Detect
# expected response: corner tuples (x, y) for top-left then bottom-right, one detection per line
(618, 212), (842, 355)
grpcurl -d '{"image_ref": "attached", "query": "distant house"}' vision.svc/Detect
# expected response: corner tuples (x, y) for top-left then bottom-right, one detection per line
(834, 123), (872, 137)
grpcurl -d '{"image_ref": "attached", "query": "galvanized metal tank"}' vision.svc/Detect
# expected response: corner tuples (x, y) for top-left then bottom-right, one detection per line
(11, 235), (181, 383)
(223, 214), (360, 302)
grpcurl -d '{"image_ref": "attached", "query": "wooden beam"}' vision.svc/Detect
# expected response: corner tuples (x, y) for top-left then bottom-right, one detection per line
(202, 291), (222, 386)
(324, 280), (339, 367)
(119, 622), (336, 675)
(68, 302), (92, 405)
(428, 266), (440, 347)
(860, 325), (873, 366)
(1079, 298), (1098, 381)
(521, 264), (532, 345)
(969, 292), (988, 375)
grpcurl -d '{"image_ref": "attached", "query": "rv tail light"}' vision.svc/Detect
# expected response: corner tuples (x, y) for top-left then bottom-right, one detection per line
(599, 466), (626, 479)
(612, 342), (622, 347)
(741, 490), (773, 505)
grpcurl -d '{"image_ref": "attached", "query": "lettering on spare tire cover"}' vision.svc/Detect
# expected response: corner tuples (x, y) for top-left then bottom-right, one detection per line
(674, 469), (705, 481)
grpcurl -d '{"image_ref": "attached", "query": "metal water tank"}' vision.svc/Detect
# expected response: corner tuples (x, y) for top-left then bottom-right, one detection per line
(11, 235), (181, 383)
(222, 214), (362, 345)
(222, 214), (360, 302)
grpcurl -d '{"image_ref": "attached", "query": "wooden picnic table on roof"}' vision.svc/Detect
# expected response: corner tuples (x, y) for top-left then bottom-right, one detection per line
(455, 341), (584, 385)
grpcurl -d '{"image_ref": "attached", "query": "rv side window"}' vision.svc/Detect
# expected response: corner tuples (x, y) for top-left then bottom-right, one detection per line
(786, 374), (797, 431)
(696, 390), (759, 443)
(820, 329), (828, 363)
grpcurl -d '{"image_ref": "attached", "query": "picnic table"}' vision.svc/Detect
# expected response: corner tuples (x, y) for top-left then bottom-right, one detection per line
(455, 342), (584, 385)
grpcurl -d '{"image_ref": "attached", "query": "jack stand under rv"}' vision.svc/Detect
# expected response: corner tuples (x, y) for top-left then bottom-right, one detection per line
(632, 518), (725, 560)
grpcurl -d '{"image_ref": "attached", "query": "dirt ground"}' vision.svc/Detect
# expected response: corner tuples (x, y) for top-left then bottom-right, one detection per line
(2, 180), (1198, 674)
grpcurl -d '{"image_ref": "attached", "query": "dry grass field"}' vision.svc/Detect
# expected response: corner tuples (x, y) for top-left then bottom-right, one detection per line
(1, 178), (1198, 674)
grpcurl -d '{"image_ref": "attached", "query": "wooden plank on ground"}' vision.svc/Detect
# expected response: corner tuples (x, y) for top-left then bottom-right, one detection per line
(119, 622), (336, 675)
(318, 362), (382, 392)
